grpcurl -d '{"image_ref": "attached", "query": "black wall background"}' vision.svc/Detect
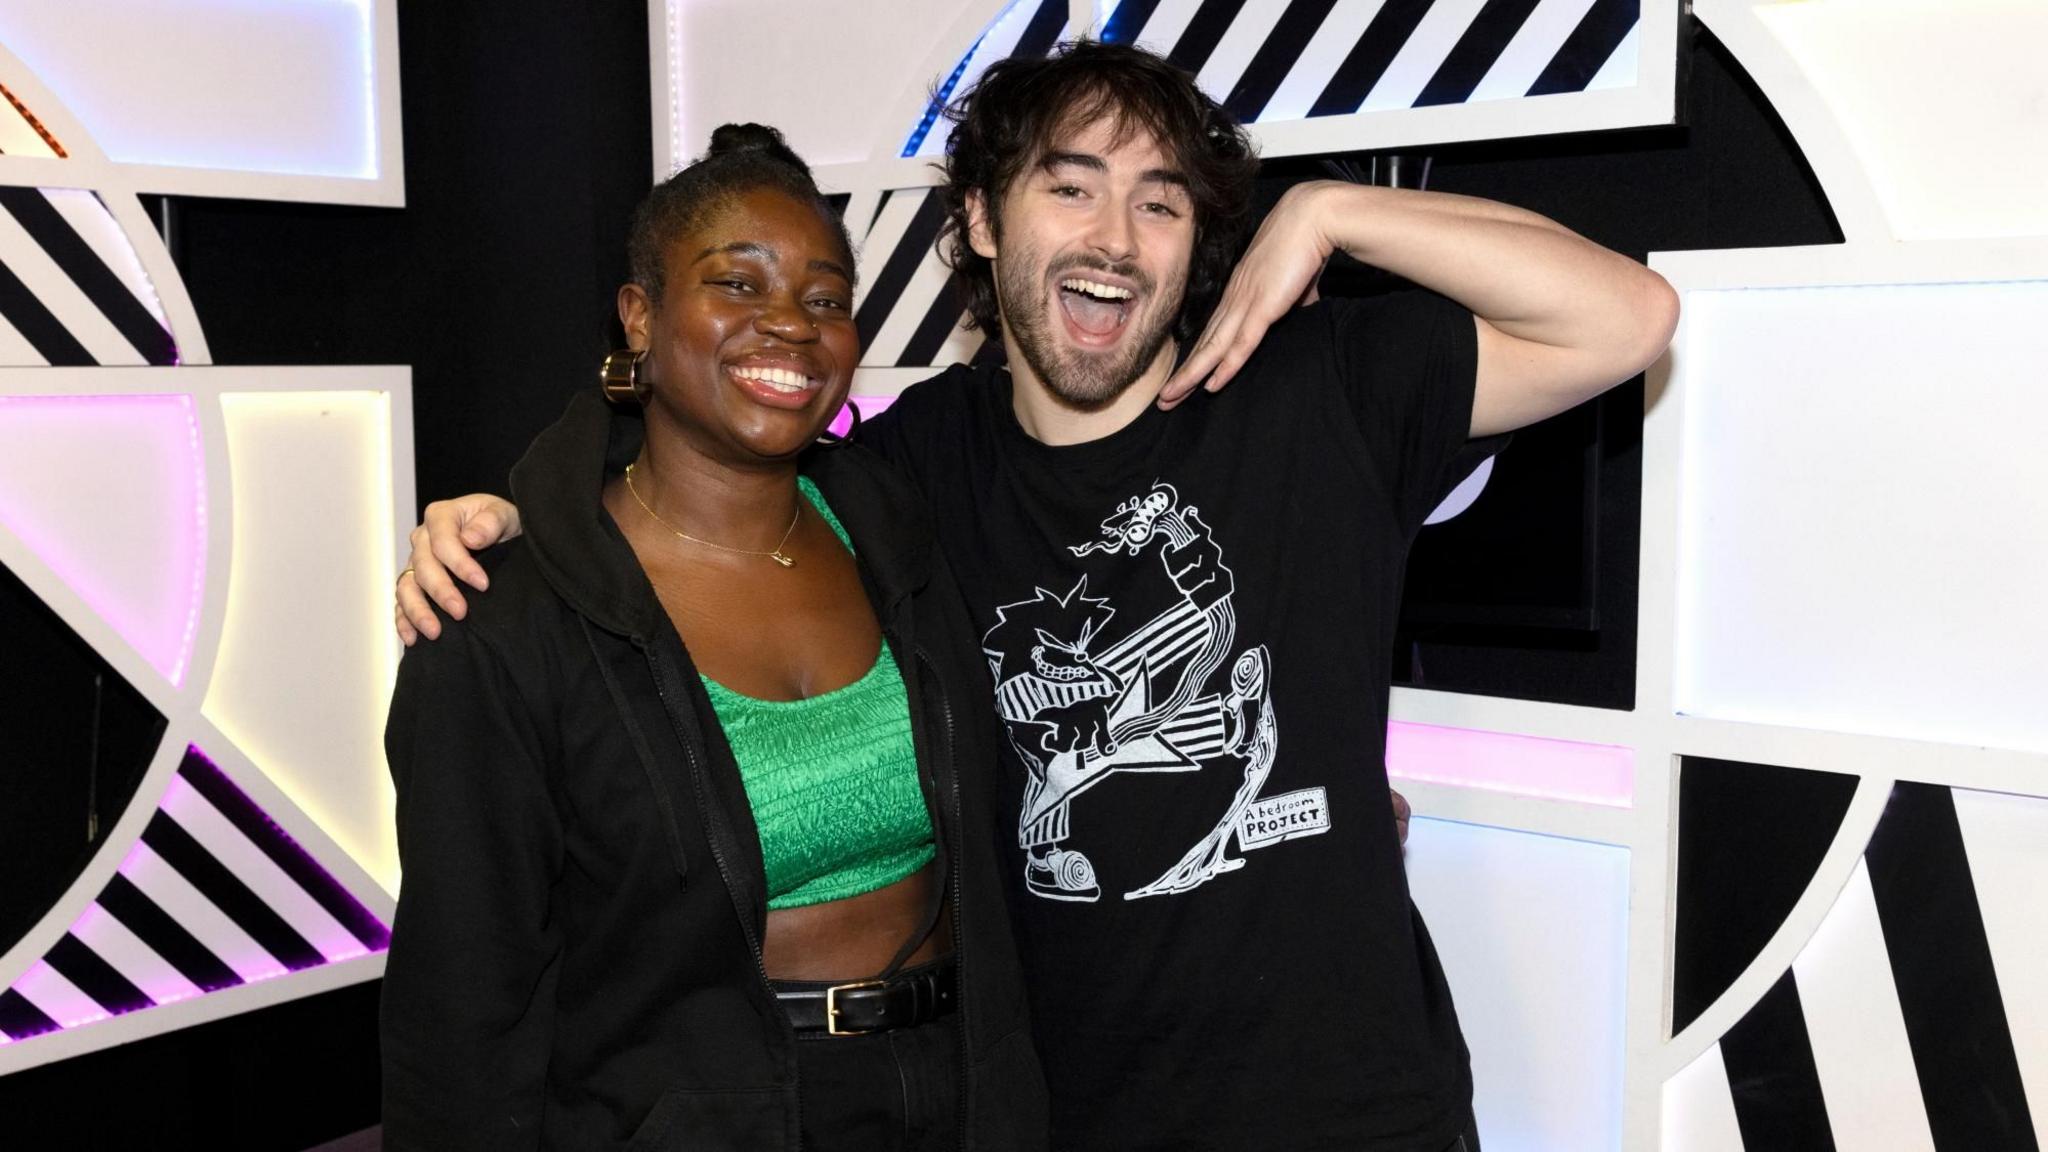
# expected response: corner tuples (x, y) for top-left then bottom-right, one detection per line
(0, 6), (1836, 1148)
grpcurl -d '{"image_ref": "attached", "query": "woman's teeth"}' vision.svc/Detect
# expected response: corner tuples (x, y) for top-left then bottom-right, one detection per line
(1060, 278), (1134, 301)
(730, 366), (811, 393)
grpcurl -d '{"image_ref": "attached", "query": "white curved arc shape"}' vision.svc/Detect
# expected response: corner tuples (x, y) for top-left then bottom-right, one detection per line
(0, 45), (212, 363)
(101, 193), (210, 365)
(1655, 774), (1894, 1078)
(1689, 0), (1890, 244)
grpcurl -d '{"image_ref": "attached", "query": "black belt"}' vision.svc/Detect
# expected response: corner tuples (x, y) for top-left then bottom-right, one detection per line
(773, 957), (956, 1037)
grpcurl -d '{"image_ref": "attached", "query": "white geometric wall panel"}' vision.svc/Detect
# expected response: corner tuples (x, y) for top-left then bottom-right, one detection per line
(0, 10), (408, 1072)
(0, 0), (402, 206)
(1408, 818), (1630, 1151)
(1673, 279), (2048, 756)
(0, 367), (411, 1074)
(1754, 0), (2048, 241)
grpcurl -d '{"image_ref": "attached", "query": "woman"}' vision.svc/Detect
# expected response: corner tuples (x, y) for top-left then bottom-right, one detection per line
(381, 125), (1046, 1151)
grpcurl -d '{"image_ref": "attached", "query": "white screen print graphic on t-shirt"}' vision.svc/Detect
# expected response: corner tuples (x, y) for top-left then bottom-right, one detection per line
(982, 481), (1330, 903)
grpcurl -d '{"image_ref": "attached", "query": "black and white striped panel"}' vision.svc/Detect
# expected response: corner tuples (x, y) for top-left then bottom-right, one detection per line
(852, 186), (989, 370)
(0, 186), (178, 368)
(1102, 0), (1639, 121)
(1668, 783), (2044, 1151)
(0, 748), (387, 1043)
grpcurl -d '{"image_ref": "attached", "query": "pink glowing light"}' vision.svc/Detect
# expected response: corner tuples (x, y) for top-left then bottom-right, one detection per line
(11, 962), (109, 1032)
(1387, 720), (1635, 808)
(69, 902), (204, 1008)
(830, 393), (897, 439)
(0, 394), (206, 685)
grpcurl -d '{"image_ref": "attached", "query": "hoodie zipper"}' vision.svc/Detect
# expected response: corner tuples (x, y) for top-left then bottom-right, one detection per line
(644, 641), (801, 1146)
(919, 646), (972, 1152)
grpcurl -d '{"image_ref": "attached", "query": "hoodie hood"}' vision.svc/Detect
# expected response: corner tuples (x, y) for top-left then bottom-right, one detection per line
(509, 391), (934, 641)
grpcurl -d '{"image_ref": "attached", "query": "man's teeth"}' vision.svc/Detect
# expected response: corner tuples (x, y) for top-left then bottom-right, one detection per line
(731, 366), (811, 393)
(1061, 278), (1134, 301)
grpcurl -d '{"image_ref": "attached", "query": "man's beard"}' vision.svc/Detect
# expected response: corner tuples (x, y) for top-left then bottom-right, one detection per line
(995, 243), (1183, 413)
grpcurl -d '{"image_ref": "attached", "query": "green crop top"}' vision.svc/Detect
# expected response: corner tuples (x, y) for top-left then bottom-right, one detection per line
(699, 477), (935, 910)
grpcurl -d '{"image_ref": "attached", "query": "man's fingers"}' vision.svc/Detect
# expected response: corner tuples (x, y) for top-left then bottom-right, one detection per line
(394, 604), (417, 648)
(397, 570), (446, 639)
(1161, 332), (1223, 404)
(1201, 318), (1272, 394)
(458, 507), (504, 551)
(1161, 311), (1243, 407)
(411, 542), (471, 620)
(418, 501), (489, 591)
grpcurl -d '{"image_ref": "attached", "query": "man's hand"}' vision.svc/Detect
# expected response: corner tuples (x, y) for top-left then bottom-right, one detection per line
(1392, 788), (1411, 847)
(1159, 180), (1678, 436)
(1159, 182), (1334, 408)
(395, 494), (523, 645)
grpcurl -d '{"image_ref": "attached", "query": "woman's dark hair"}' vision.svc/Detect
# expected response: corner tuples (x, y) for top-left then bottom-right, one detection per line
(627, 123), (855, 300)
(938, 41), (1259, 345)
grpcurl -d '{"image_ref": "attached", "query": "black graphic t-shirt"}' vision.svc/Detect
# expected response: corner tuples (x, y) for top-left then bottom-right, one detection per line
(863, 291), (1486, 1151)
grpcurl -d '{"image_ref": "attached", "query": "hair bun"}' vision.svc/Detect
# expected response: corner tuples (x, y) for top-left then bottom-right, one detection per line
(706, 123), (806, 171)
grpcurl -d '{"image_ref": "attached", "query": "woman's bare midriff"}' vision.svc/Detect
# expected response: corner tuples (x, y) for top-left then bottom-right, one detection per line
(762, 863), (951, 981)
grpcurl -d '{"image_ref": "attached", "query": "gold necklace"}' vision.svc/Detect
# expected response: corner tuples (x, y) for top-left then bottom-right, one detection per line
(623, 462), (799, 568)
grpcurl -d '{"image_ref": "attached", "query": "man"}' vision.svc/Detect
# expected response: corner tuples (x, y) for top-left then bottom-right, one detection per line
(399, 42), (1675, 1151)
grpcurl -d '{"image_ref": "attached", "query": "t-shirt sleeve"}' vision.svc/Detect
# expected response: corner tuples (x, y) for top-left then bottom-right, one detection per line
(855, 396), (910, 469)
(1327, 291), (1490, 537)
(849, 369), (966, 492)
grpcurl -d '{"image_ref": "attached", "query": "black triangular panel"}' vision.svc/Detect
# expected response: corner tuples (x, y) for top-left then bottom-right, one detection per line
(0, 559), (166, 950)
(1673, 755), (1858, 1032)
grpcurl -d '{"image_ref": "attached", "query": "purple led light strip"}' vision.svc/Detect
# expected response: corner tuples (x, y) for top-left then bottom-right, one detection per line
(1387, 720), (1635, 808)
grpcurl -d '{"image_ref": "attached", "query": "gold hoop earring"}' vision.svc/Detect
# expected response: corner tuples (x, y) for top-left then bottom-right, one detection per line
(600, 349), (650, 406)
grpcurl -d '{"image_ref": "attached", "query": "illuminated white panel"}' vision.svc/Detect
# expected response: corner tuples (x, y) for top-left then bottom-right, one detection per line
(668, 0), (969, 170)
(0, 0), (382, 181)
(1406, 818), (1628, 1150)
(205, 390), (399, 892)
(1951, 788), (2048, 1126)
(1756, 1), (2048, 240)
(0, 394), (204, 684)
(1388, 720), (1633, 807)
(1791, 861), (1936, 1152)
(1675, 282), (2048, 754)
(1661, 1043), (1744, 1152)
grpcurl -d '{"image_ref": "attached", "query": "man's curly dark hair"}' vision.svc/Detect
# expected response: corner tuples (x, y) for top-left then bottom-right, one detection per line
(938, 41), (1260, 347)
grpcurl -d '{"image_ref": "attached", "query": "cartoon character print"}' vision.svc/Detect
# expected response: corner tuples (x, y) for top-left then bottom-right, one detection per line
(983, 482), (1328, 903)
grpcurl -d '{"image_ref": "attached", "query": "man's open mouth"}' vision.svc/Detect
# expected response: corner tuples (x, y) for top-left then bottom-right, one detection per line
(1057, 276), (1135, 340)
